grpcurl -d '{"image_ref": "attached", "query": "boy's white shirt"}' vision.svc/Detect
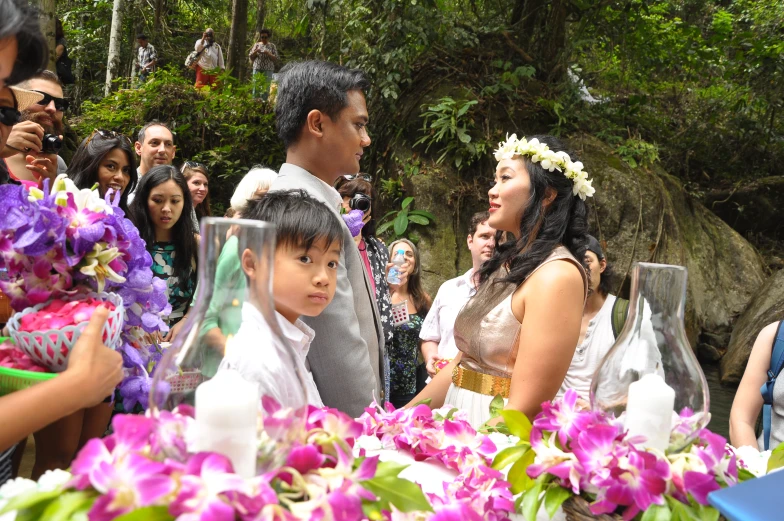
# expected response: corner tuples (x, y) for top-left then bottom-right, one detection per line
(221, 302), (324, 408)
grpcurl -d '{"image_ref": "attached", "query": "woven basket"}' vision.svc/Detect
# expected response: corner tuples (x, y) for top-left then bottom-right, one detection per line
(562, 496), (622, 521)
(8, 292), (124, 372)
(0, 365), (56, 397)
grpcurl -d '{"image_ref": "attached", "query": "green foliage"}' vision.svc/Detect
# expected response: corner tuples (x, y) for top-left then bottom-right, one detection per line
(414, 96), (489, 169)
(615, 138), (660, 169)
(377, 197), (435, 242)
(73, 68), (284, 211)
(359, 459), (433, 513)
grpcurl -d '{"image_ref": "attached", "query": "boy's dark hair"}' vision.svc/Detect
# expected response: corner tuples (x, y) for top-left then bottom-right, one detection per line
(243, 189), (343, 253)
(275, 60), (370, 148)
(136, 34), (148, 40)
(468, 211), (490, 236)
(260, 29), (271, 37)
(2, 0), (48, 86)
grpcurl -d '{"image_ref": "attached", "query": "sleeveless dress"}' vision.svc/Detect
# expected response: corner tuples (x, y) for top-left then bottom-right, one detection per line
(445, 246), (588, 427)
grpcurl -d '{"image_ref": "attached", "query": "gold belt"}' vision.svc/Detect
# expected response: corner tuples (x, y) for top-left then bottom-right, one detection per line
(452, 365), (511, 398)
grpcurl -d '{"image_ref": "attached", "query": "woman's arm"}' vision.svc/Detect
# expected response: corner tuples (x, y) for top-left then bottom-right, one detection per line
(55, 44), (65, 60)
(730, 321), (778, 449)
(507, 260), (584, 421)
(406, 353), (461, 409)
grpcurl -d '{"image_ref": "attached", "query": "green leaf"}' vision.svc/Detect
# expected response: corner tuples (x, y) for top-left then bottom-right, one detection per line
(491, 444), (530, 471)
(641, 503), (672, 521)
(361, 475), (433, 513)
(737, 467), (757, 482)
(393, 209), (409, 236)
(507, 447), (536, 494)
(401, 196), (414, 209)
(522, 476), (544, 521)
(0, 489), (62, 515)
(41, 491), (96, 521)
(543, 485), (572, 518)
(768, 442), (784, 473)
(376, 221), (394, 235)
(113, 506), (174, 521)
(408, 214), (429, 225)
(500, 409), (532, 440)
(373, 460), (408, 479)
(408, 209), (436, 221)
(489, 394), (504, 418)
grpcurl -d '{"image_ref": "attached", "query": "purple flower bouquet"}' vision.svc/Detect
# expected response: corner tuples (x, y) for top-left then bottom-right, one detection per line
(0, 176), (171, 405)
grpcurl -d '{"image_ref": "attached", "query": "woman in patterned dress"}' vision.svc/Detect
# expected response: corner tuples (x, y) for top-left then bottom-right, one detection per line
(387, 238), (431, 409)
(128, 165), (198, 331)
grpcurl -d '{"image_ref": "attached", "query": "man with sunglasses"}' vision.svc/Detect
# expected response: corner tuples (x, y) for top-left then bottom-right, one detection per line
(0, 70), (67, 187)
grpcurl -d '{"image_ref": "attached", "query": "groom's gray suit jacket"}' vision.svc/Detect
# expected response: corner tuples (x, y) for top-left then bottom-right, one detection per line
(269, 163), (385, 417)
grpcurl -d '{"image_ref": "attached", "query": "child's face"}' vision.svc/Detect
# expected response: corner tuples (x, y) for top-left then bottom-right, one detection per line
(271, 238), (340, 323)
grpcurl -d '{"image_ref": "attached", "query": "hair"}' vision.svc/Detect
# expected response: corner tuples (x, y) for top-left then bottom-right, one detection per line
(1, 0), (48, 86)
(242, 189), (343, 254)
(137, 121), (173, 145)
(275, 60), (370, 148)
(136, 34), (148, 40)
(469, 211), (491, 237)
(259, 28), (271, 37)
(477, 135), (589, 289)
(388, 238), (431, 316)
(334, 175), (378, 238)
(181, 163), (212, 220)
(55, 18), (64, 40)
(230, 166), (278, 213)
(68, 132), (138, 212)
(15, 69), (61, 90)
(128, 165), (198, 290)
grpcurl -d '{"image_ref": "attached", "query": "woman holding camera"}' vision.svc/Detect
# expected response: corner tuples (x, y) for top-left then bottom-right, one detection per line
(336, 175), (394, 400)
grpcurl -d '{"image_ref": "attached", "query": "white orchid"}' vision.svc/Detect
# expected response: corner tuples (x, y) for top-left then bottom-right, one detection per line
(493, 134), (595, 199)
(79, 243), (127, 292)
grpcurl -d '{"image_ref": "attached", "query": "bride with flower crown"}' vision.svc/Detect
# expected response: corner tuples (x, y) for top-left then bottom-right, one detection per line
(408, 134), (595, 427)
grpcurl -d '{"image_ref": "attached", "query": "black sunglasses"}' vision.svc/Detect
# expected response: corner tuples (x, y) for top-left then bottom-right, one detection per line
(0, 106), (21, 127)
(85, 129), (132, 147)
(32, 91), (69, 112)
(342, 174), (372, 181)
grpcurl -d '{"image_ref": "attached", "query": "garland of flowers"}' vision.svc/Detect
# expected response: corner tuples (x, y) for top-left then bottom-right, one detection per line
(493, 134), (595, 200)
(0, 176), (171, 409)
(494, 389), (753, 521)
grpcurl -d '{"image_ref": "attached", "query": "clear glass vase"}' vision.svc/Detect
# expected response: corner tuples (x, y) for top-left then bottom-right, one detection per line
(590, 262), (710, 452)
(148, 217), (309, 475)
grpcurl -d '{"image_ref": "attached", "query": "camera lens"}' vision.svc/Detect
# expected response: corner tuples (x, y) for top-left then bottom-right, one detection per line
(350, 194), (371, 213)
(41, 134), (63, 154)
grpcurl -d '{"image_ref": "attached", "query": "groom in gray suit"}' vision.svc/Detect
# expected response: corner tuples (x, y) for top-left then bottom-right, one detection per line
(269, 60), (385, 417)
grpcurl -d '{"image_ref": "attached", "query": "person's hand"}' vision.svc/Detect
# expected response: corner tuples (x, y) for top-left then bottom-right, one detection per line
(202, 31), (209, 40)
(163, 319), (186, 342)
(3, 121), (44, 155)
(425, 352), (443, 377)
(385, 262), (409, 287)
(25, 153), (58, 184)
(64, 306), (124, 407)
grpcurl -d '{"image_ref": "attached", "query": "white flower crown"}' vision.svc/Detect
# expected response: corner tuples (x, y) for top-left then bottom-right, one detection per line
(493, 134), (595, 200)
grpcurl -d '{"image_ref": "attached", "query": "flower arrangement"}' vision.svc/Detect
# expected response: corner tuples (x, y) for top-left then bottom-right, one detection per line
(493, 389), (754, 521)
(0, 176), (171, 408)
(493, 134), (595, 200)
(0, 402), (438, 521)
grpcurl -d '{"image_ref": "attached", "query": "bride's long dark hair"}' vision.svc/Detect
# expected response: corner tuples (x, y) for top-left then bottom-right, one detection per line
(477, 135), (589, 288)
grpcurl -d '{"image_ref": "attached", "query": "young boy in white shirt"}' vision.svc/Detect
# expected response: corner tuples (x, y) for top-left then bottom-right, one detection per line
(221, 189), (342, 408)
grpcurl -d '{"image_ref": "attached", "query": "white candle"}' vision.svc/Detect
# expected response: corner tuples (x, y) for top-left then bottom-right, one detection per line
(194, 368), (258, 478)
(624, 373), (675, 452)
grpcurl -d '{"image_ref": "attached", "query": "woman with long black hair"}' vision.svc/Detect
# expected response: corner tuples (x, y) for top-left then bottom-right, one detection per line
(68, 130), (137, 212)
(129, 165), (198, 327)
(408, 134), (593, 426)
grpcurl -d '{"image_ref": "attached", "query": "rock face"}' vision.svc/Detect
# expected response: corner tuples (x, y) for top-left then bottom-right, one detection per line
(574, 135), (766, 348)
(704, 176), (784, 237)
(721, 269), (784, 384)
(406, 135), (766, 359)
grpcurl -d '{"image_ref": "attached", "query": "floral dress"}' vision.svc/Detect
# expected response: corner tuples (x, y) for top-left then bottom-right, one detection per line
(389, 312), (424, 406)
(149, 242), (196, 326)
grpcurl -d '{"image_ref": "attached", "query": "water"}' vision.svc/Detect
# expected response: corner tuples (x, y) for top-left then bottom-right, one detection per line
(704, 363), (737, 441)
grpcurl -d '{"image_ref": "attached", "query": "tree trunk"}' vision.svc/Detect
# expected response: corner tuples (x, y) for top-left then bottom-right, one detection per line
(105, 0), (124, 96)
(38, 0), (57, 71)
(254, 0), (267, 37)
(510, 0), (569, 82)
(153, 0), (165, 34)
(227, 0), (249, 79)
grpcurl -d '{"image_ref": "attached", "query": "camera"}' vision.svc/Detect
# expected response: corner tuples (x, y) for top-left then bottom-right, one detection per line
(41, 134), (63, 154)
(349, 193), (372, 213)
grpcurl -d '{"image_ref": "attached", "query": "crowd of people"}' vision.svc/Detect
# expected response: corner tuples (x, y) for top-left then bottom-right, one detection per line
(1, 0), (783, 491)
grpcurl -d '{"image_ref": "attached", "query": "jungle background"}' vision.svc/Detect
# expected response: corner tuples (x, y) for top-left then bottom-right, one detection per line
(38, 0), (784, 429)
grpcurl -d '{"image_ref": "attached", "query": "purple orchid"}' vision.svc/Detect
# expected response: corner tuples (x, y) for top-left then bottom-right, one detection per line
(169, 452), (250, 521)
(533, 388), (598, 449)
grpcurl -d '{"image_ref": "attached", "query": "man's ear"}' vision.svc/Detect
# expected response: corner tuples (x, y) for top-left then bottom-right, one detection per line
(134, 141), (142, 156)
(306, 109), (325, 139)
(241, 249), (256, 278)
(599, 258), (607, 274)
(466, 233), (473, 249)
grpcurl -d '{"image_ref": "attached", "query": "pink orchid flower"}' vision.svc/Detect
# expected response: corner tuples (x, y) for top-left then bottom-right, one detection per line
(169, 452), (250, 521)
